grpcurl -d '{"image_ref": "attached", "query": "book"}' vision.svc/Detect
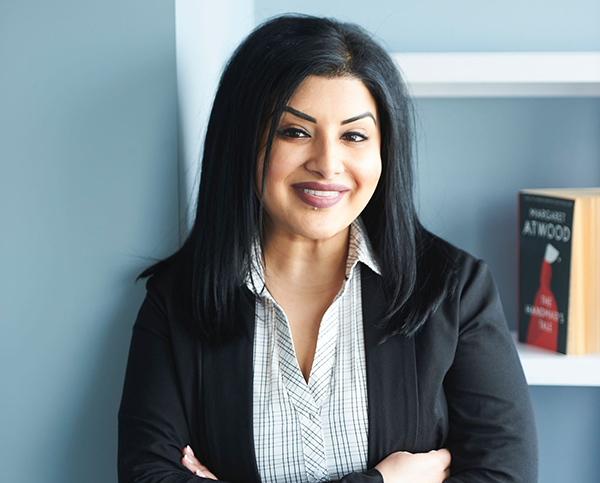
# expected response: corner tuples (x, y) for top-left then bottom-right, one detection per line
(518, 188), (600, 355)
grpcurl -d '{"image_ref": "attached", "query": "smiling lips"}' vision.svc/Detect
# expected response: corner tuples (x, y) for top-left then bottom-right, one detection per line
(291, 182), (350, 209)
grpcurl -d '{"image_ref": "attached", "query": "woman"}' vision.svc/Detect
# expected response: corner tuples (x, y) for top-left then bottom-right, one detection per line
(118, 13), (538, 483)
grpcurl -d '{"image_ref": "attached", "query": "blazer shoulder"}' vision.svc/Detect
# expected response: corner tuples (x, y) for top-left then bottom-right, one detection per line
(422, 231), (492, 301)
(132, 260), (185, 339)
(427, 234), (507, 329)
(424, 231), (478, 267)
(142, 260), (181, 305)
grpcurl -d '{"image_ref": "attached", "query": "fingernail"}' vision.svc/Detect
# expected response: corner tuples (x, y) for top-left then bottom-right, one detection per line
(186, 445), (195, 456)
(196, 469), (206, 477)
(184, 454), (194, 464)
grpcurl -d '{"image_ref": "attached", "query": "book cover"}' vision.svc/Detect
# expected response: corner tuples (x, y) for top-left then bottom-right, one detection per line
(518, 193), (574, 354)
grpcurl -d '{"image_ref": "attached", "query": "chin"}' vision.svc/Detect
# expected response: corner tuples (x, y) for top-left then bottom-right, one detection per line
(287, 216), (351, 241)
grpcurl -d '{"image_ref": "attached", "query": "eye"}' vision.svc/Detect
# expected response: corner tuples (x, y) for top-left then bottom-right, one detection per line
(276, 128), (310, 139)
(342, 132), (369, 142)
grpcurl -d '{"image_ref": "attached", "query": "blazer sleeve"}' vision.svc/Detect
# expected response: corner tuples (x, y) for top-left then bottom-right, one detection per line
(443, 259), (539, 482)
(118, 276), (210, 483)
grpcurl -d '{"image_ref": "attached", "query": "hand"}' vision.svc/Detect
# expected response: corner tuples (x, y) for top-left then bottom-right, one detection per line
(374, 448), (451, 483)
(181, 445), (219, 479)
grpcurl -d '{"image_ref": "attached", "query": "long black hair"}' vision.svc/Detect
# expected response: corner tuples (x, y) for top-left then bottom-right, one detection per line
(137, 13), (459, 344)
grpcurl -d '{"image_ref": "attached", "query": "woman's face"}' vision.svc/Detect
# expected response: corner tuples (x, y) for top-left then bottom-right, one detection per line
(256, 75), (382, 242)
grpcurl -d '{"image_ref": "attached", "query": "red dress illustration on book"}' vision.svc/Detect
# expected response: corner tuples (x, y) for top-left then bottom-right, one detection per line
(526, 243), (560, 351)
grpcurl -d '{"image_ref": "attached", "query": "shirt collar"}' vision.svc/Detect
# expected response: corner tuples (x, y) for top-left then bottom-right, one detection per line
(245, 217), (381, 298)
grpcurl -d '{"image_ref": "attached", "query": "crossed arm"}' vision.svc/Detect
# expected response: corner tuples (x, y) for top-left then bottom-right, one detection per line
(179, 444), (452, 483)
(118, 260), (538, 483)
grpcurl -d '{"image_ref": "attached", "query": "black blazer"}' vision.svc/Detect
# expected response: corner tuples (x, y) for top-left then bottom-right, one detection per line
(118, 242), (538, 483)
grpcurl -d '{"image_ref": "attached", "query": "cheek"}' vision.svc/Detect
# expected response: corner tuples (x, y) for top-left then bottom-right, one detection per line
(371, 161), (383, 185)
(263, 148), (298, 192)
(355, 159), (383, 193)
(255, 152), (286, 197)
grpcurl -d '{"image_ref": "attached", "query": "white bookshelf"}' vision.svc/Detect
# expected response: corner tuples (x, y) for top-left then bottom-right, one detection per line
(511, 332), (600, 387)
(393, 52), (600, 97)
(396, 51), (600, 386)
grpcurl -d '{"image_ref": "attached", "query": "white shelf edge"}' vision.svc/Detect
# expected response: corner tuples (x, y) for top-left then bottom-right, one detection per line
(511, 331), (600, 387)
(392, 52), (600, 98)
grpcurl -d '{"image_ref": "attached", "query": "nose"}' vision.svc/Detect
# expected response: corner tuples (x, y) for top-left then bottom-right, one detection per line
(304, 136), (345, 180)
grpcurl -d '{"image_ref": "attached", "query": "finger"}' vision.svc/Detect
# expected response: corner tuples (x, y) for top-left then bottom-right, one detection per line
(183, 451), (201, 466)
(184, 445), (199, 461)
(193, 462), (218, 479)
(182, 454), (200, 474)
(197, 467), (218, 480)
(182, 446), (219, 479)
(184, 446), (209, 470)
(435, 448), (452, 466)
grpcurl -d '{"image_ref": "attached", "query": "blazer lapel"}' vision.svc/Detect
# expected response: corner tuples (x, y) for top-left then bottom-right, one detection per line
(361, 264), (419, 468)
(201, 287), (262, 483)
(201, 267), (419, 482)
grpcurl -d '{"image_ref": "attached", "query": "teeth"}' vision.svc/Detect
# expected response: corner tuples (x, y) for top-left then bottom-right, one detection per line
(302, 189), (340, 197)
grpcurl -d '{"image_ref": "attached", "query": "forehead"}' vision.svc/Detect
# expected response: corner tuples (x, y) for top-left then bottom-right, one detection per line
(283, 75), (378, 122)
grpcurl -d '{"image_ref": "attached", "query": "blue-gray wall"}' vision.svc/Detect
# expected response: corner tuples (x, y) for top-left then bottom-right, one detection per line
(255, 2), (600, 482)
(0, 1), (178, 482)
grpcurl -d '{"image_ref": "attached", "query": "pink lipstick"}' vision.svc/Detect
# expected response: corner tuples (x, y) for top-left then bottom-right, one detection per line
(291, 182), (350, 209)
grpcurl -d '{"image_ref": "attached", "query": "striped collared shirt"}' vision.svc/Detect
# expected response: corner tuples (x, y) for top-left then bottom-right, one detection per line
(246, 217), (381, 483)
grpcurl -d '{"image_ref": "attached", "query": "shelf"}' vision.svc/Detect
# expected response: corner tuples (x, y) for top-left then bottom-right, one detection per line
(392, 52), (600, 98)
(511, 332), (600, 387)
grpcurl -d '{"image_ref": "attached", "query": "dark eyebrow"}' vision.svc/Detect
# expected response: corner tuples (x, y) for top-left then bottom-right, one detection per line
(282, 106), (377, 126)
(341, 112), (377, 126)
(283, 106), (316, 123)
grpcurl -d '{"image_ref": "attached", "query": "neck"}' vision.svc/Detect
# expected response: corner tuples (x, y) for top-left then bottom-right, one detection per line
(262, 222), (350, 296)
